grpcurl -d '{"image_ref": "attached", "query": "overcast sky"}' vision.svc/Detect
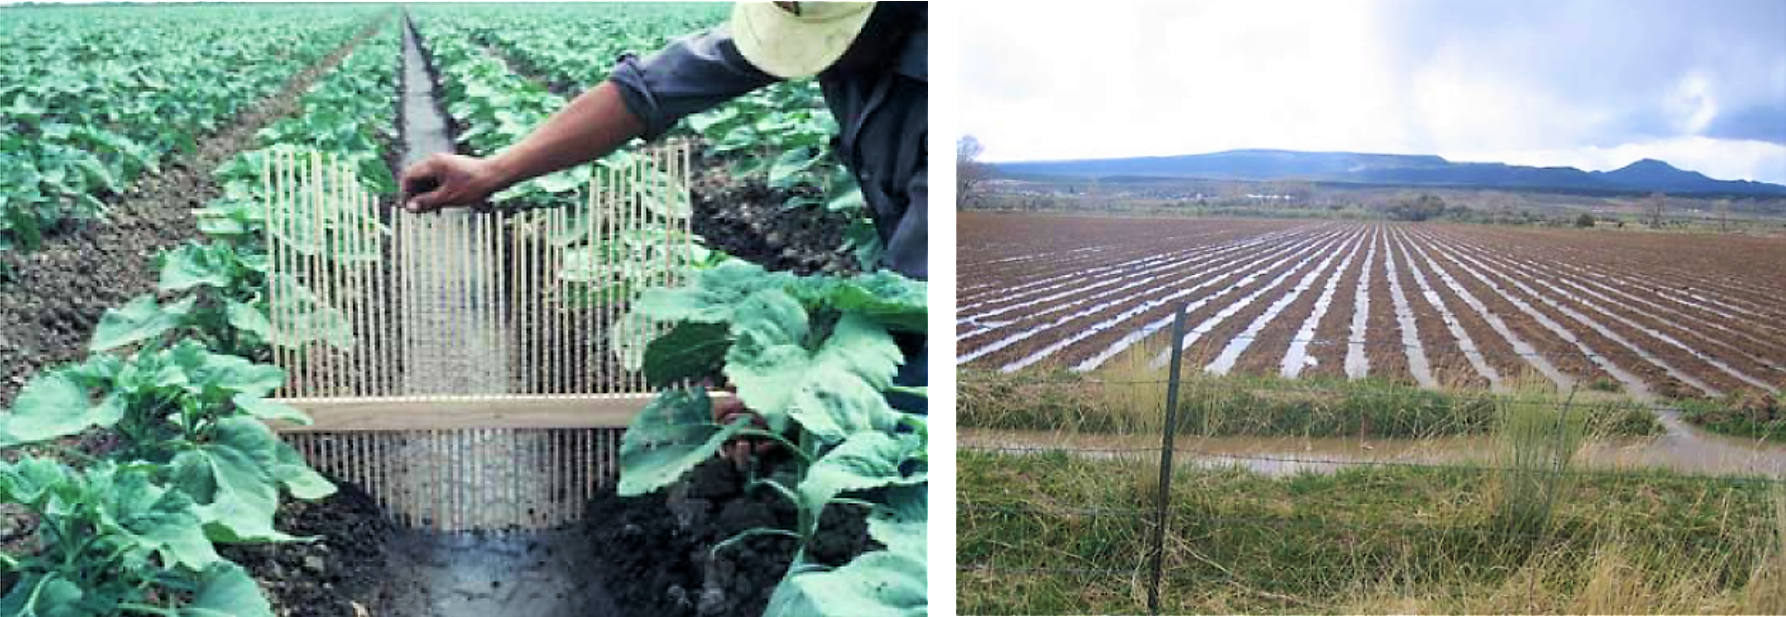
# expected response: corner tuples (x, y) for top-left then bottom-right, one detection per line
(961, 0), (1786, 184)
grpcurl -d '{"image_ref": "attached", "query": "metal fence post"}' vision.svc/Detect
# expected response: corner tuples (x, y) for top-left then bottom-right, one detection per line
(1148, 306), (1187, 615)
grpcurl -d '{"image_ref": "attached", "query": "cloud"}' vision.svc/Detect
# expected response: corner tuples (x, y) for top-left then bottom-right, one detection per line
(961, 0), (1786, 183)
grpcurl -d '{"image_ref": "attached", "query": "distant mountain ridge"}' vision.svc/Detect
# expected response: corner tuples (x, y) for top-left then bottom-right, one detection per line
(995, 149), (1786, 196)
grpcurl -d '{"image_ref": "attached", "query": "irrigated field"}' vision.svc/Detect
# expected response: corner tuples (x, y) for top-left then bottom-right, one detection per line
(958, 212), (1786, 400)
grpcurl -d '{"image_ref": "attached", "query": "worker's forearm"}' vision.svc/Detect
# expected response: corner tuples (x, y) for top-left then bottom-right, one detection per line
(487, 81), (646, 189)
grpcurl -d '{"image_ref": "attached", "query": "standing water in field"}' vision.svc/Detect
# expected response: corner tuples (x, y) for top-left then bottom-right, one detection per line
(961, 417), (1786, 480)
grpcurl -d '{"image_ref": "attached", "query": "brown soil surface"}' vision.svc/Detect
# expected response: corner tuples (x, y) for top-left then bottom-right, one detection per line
(958, 214), (1786, 400)
(1361, 238), (1413, 384)
(220, 480), (394, 617)
(1303, 232), (1368, 379)
(1386, 230), (1488, 390)
(1227, 234), (1357, 375)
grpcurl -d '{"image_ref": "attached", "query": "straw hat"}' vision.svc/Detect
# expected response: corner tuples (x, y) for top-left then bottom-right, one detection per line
(731, 2), (876, 79)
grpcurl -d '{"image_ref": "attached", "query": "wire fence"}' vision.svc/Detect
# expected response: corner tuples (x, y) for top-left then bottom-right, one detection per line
(956, 304), (1786, 615)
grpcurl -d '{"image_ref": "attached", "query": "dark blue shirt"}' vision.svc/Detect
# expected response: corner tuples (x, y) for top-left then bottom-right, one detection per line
(608, 3), (928, 280)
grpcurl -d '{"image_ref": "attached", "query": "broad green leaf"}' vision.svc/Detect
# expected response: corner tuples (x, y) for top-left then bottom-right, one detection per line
(869, 484), (928, 560)
(641, 321), (730, 388)
(270, 437), (335, 500)
(172, 437), (292, 543)
(798, 432), (926, 518)
(159, 243), (233, 292)
(170, 340), (285, 398)
(0, 457), (70, 506)
(726, 311), (904, 442)
(230, 393), (309, 425)
(768, 147), (822, 188)
(215, 416), (332, 500)
(180, 564), (273, 617)
(617, 388), (745, 496)
(89, 294), (197, 352)
(105, 468), (220, 571)
(0, 372), (124, 446)
(764, 549), (927, 617)
(825, 183), (865, 213)
(0, 574), (83, 617)
(808, 314), (904, 392)
(225, 299), (273, 341)
(827, 271), (928, 334)
(632, 260), (792, 325)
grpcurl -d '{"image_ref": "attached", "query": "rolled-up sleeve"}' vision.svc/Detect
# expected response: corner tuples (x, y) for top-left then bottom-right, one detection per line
(608, 26), (779, 140)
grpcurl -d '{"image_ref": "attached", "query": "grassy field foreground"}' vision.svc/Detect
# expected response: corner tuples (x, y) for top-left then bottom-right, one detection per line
(958, 450), (1786, 615)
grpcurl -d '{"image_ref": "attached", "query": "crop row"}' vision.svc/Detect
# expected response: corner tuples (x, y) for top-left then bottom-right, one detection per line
(0, 5), (379, 252)
(0, 15), (398, 615)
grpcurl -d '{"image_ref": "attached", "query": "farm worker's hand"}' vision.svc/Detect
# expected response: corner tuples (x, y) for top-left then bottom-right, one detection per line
(399, 154), (508, 213)
(711, 384), (778, 471)
(399, 82), (644, 213)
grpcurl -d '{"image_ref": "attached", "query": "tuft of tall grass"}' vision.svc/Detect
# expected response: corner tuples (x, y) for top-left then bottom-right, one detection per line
(1490, 387), (1586, 537)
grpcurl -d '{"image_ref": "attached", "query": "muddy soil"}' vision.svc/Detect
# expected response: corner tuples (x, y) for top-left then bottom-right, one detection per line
(1304, 234), (1366, 380)
(981, 228), (1318, 370)
(1387, 231), (1486, 390)
(1400, 238), (1520, 388)
(1437, 231), (1786, 392)
(220, 480), (394, 617)
(1231, 233), (1359, 376)
(1185, 232), (1343, 371)
(1462, 246), (1724, 396)
(1432, 243), (1662, 396)
(1415, 244), (1602, 386)
(583, 457), (876, 617)
(688, 156), (860, 276)
(1364, 234), (1424, 385)
(0, 22), (382, 405)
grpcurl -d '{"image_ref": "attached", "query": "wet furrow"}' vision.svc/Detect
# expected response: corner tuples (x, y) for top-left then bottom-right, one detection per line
(1280, 228), (1366, 378)
(1447, 225), (1786, 324)
(1147, 231), (1359, 369)
(1050, 230), (1350, 373)
(1401, 236), (1573, 390)
(1424, 241), (1655, 399)
(1344, 227), (1379, 379)
(1381, 227), (1436, 388)
(1389, 228), (1502, 391)
(957, 229), (1296, 341)
(1206, 229), (1364, 375)
(982, 229), (1344, 371)
(1425, 230), (1781, 394)
(959, 226), (1266, 311)
(1431, 229), (1786, 372)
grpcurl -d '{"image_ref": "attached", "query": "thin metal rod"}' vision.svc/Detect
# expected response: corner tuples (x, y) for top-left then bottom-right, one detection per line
(1149, 306), (1187, 615)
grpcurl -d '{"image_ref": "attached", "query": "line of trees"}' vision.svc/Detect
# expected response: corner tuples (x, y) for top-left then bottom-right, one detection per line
(957, 135), (991, 208)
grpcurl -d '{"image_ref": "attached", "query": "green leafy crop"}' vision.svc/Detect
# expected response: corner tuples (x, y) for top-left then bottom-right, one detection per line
(0, 457), (275, 617)
(1, 339), (333, 543)
(615, 260), (927, 617)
